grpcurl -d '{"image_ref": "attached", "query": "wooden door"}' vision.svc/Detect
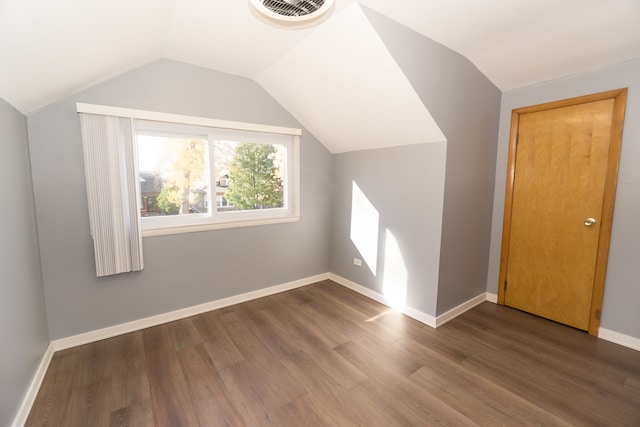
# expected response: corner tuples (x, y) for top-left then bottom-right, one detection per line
(498, 89), (627, 334)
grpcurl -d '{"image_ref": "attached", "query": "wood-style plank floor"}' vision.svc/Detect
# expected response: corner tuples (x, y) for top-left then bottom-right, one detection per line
(26, 280), (640, 426)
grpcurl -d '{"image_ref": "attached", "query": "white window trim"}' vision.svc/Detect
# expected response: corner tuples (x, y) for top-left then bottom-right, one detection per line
(77, 103), (301, 238)
(143, 215), (300, 237)
(76, 103), (302, 136)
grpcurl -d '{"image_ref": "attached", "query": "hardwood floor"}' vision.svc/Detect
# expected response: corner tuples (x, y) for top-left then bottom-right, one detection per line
(26, 280), (640, 426)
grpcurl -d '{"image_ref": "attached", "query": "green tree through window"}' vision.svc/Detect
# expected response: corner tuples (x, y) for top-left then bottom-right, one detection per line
(156, 184), (180, 214)
(225, 142), (283, 210)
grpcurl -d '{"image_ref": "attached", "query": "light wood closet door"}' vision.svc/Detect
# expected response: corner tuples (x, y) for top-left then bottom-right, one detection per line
(504, 99), (615, 330)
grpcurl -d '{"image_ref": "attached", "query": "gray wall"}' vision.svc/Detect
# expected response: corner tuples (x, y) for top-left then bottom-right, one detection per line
(27, 59), (333, 339)
(0, 98), (49, 426)
(362, 8), (502, 315)
(487, 60), (640, 339)
(330, 143), (446, 316)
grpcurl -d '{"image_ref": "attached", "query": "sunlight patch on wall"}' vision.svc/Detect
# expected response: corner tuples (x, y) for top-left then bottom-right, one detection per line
(382, 229), (407, 310)
(350, 181), (379, 275)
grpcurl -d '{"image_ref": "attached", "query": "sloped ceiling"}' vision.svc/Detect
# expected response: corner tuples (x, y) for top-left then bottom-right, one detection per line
(257, 3), (445, 153)
(1, 0), (639, 152)
(362, 0), (640, 90)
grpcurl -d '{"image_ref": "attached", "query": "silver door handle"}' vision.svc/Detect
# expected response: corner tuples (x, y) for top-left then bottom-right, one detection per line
(584, 218), (597, 227)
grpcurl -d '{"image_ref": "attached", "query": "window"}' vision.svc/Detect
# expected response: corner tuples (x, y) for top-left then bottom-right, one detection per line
(136, 120), (300, 236)
(76, 103), (300, 238)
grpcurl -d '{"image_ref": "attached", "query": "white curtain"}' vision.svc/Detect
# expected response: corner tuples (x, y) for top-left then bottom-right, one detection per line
(79, 113), (143, 277)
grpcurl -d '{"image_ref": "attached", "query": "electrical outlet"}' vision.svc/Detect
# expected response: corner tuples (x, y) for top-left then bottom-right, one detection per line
(353, 258), (362, 267)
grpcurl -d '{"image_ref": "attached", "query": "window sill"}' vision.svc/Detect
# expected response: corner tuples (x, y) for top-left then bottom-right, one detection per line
(141, 215), (300, 237)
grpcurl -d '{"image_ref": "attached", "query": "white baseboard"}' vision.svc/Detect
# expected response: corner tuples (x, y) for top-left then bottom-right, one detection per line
(486, 294), (638, 352)
(328, 273), (437, 326)
(598, 328), (640, 352)
(435, 293), (489, 327)
(52, 273), (329, 351)
(11, 343), (55, 427)
(328, 274), (503, 329)
(327, 273), (429, 320)
(51, 273), (497, 352)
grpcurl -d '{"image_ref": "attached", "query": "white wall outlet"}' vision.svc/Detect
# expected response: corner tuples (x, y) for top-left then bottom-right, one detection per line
(353, 258), (362, 267)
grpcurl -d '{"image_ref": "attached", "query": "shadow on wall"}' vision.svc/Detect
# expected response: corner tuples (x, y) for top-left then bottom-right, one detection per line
(350, 181), (408, 310)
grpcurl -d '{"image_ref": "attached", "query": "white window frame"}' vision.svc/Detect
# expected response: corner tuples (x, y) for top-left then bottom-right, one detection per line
(76, 103), (301, 237)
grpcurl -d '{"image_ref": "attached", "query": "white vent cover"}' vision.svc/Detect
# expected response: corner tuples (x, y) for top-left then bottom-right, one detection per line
(249, 0), (336, 28)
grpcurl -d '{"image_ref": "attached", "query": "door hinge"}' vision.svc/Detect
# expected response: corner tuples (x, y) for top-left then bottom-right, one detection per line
(504, 280), (507, 293)
(515, 134), (519, 146)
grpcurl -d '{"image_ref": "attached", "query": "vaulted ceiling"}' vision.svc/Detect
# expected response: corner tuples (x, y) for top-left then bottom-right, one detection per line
(1, 0), (639, 152)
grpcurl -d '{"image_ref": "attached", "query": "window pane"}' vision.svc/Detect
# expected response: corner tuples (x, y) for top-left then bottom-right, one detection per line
(214, 141), (286, 212)
(137, 134), (208, 217)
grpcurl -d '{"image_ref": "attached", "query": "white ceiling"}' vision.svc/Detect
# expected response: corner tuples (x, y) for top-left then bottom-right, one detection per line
(257, 3), (445, 153)
(1, 0), (638, 151)
(363, 0), (640, 90)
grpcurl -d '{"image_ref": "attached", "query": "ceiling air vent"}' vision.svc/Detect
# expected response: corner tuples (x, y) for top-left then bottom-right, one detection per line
(249, 0), (336, 28)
